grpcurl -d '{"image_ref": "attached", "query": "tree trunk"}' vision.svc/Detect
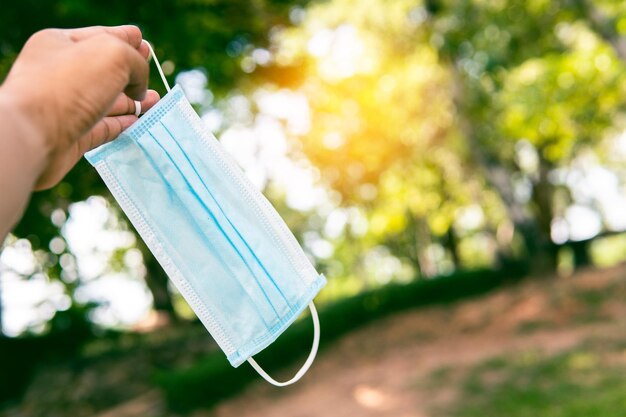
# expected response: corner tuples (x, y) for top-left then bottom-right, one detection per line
(447, 55), (560, 275)
(570, 239), (592, 269)
(527, 155), (559, 274)
(443, 226), (461, 270)
(409, 215), (424, 278)
(416, 217), (437, 278)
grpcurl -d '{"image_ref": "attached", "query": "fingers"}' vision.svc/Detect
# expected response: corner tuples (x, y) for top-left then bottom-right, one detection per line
(81, 88), (159, 152)
(70, 26), (150, 100)
(83, 34), (150, 101)
(66, 25), (143, 49)
(80, 114), (138, 154)
(138, 40), (150, 60)
(107, 90), (160, 116)
(118, 41), (151, 101)
(64, 26), (150, 100)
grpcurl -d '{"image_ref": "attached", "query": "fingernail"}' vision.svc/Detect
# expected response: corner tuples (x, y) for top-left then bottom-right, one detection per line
(142, 40), (152, 62)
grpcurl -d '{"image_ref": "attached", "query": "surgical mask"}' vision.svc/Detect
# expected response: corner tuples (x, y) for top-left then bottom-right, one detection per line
(85, 42), (326, 386)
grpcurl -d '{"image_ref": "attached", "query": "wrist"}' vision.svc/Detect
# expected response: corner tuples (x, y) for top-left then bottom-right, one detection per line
(0, 85), (50, 177)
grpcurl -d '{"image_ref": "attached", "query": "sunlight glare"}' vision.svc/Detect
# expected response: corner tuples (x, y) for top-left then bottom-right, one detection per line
(308, 25), (374, 81)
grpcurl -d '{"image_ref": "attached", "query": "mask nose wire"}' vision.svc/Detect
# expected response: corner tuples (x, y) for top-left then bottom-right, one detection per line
(247, 302), (321, 387)
(134, 40), (172, 116)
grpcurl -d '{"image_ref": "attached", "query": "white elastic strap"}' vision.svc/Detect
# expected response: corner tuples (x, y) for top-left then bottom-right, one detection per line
(134, 100), (141, 117)
(142, 40), (171, 92)
(247, 302), (320, 387)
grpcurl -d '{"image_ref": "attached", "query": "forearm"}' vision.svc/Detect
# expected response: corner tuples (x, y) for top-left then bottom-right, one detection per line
(0, 90), (48, 240)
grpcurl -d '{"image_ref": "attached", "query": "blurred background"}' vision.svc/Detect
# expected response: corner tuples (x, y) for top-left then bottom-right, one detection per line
(2, 0), (626, 416)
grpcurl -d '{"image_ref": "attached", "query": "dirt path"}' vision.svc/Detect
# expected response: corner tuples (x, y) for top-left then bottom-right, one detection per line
(205, 265), (626, 417)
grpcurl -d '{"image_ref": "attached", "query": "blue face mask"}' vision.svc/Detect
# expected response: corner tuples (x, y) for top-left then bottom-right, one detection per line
(85, 43), (326, 386)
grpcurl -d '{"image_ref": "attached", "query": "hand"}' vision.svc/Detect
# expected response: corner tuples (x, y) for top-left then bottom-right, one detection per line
(0, 25), (160, 190)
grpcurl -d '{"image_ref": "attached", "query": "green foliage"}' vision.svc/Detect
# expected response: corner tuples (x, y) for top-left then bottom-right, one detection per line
(0, 305), (95, 405)
(590, 234), (626, 267)
(0, 0), (304, 93)
(262, 0), (626, 281)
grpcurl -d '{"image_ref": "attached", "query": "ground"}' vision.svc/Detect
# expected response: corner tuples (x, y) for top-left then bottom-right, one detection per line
(207, 264), (626, 417)
(6, 264), (626, 417)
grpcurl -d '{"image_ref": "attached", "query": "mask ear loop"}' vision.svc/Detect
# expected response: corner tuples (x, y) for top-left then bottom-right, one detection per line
(133, 40), (172, 116)
(247, 302), (320, 387)
(143, 40), (171, 92)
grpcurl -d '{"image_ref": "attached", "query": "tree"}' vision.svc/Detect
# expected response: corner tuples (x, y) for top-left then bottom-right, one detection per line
(255, 0), (626, 280)
(426, 0), (626, 272)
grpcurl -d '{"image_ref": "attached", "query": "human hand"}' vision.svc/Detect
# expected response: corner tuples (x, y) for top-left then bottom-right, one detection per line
(0, 25), (160, 190)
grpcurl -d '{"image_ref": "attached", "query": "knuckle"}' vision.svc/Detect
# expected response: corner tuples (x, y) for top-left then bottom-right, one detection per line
(124, 25), (142, 45)
(115, 117), (124, 136)
(111, 43), (133, 67)
(94, 34), (128, 57)
(102, 119), (111, 140)
(126, 25), (141, 37)
(87, 36), (131, 71)
(85, 130), (95, 154)
(28, 28), (60, 44)
(126, 97), (133, 115)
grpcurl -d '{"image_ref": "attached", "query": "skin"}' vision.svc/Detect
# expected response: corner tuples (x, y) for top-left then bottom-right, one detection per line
(0, 25), (161, 240)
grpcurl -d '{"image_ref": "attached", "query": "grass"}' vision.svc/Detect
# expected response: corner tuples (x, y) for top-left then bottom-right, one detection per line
(515, 319), (554, 334)
(444, 342), (626, 417)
